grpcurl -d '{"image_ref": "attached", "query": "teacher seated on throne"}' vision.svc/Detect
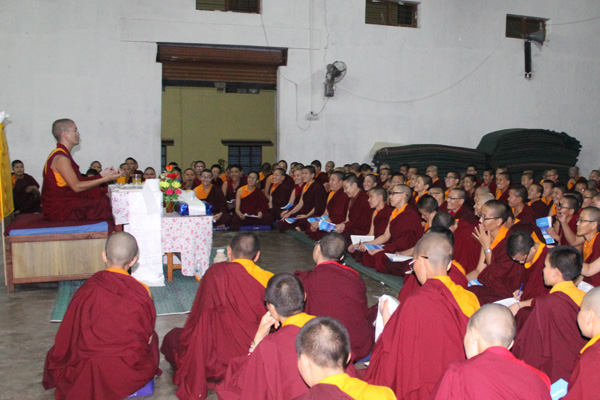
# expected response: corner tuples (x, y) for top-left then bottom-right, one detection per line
(41, 118), (121, 225)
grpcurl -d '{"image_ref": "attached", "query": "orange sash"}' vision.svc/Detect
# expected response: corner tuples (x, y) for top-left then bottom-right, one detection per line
(584, 233), (599, 261)
(490, 225), (509, 250)
(550, 281), (585, 307)
(233, 258), (274, 288)
(432, 275), (480, 317)
(240, 185), (254, 199)
(581, 333), (600, 354)
(390, 204), (407, 221)
(524, 243), (545, 269)
(282, 312), (315, 328)
(302, 180), (314, 194)
(45, 147), (69, 187)
(194, 184), (212, 200)
(452, 260), (466, 275)
(270, 182), (279, 194)
(327, 190), (335, 204)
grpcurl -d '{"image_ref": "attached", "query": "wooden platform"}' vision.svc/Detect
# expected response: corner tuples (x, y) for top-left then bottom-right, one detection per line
(5, 231), (108, 293)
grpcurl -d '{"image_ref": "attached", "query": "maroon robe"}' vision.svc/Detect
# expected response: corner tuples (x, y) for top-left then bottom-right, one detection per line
(224, 177), (248, 202)
(453, 219), (480, 274)
(516, 204), (537, 224)
(512, 291), (587, 382)
(431, 177), (446, 190)
(216, 320), (310, 400)
(366, 279), (469, 399)
(41, 144), (113, 223)
(279, 182), (327, 232)
(295, 261), (374, 360)
(583, 235), (600, 286)
(43, 270), (160, 400)
(211, 177), (223, 187)
(270, 180), (294, 220)
(450, 205), (479, 226)
(315, 171), (329, 186)
(431, 346), (551, 400)
(520, 246), (550, 301)
(496, 188), (510, 204)
(203, 184), (232, 226)
(160, 261), (268, 399)
(556, 216), (578, 246)
(230, 188), (274, 230)
(530, 199), (550, 220)
(484, 180), (497, 194)
(361, 206), (423, 276)
(292, 384), (355, 400)
(341, 190), (372, 238)
(398, 262), (468, 303)
(563, 338), (600, 399)
(12, 173), (41, 214)
(468, 223), (536, 305)
(373, 205), (393, 237)
(307, 189), (349, 240)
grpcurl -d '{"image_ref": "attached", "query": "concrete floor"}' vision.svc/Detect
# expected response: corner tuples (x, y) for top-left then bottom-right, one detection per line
(0, 231), (397, 400)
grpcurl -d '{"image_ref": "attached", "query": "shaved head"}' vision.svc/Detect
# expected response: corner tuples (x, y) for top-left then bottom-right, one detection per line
(581, 287), (600, 317)
(414, 232), (453, 271)
(51, 118), (74, 141)
(105, 232), (139, 267)
(468, 304), (515, 348)
(296, 316), (350, 370)
(230, 232), (260, 259)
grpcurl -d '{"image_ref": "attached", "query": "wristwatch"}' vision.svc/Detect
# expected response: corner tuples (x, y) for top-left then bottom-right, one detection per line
(484, 248), (492, 254)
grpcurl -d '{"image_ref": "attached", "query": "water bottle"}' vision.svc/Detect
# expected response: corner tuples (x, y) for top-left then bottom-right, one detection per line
(195, 259), (202, 281)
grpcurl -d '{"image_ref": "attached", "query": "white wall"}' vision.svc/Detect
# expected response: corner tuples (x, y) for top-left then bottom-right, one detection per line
(1, 0), (599, 185)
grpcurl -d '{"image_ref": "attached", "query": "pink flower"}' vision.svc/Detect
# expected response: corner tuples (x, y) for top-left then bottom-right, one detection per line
(166, 189), (174, 195)
(175, 189), (182, 194)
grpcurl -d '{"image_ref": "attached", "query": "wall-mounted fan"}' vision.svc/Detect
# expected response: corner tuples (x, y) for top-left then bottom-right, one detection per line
(324, 61), (347, 97)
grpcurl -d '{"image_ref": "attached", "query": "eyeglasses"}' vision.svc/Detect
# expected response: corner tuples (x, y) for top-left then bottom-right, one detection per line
(388, 192), (404, 196)
(557, 205), (572, 210)
(409, 255), (429, 265)
(447, 196), (461, 200)
(445, 176), (458, 180)
(479, 216), (501, 221)
(577, 218), (595, 223)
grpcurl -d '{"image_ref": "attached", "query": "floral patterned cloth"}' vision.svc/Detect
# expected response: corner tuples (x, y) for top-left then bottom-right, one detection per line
(110, 188), (213, 277)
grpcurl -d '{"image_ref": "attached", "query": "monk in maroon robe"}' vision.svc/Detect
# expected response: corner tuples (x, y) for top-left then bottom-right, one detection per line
(43, 233), (160, 400)
(431, 211), (479, 274)
(563, 287), (600, 399)
(195, 169), (231, 227)
(11, 160), (41, 214)
(426, 165), (446, 190)
(512, 246), (587, 382)
(41, 119), (120, 223)
(268, 168), (294, 220)
(347, 187), (391, 264)
(307, 171), (349, 240)
(505, 233), (550, 322)
(280, 166), (327, 232)
(230, 172), (274, 230)
(468, 201), (540, 304)
(361, 184), (423, 276)
(334, 175), (372, 240)
(312, 160), (329, 187)
(432, 304), (551, 400)
(578, 207), (600, 286)
(222, 164), (247, 205)
(216, 273), (315, 400)
(295, 317), (396, 400)
(366, 233), (480, 399)
(547, 196), (580, 247)
(161, 233), (273, 399)
(295, 233), (374, 360)
(398, 226), (468, 303)
(446, 188), (479, 226)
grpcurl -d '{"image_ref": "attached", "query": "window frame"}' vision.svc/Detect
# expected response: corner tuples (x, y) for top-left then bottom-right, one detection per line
(196, 0), (261, 14)
(365, 0), (419, 28)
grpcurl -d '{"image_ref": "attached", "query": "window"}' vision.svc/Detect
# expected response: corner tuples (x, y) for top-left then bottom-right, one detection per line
(365, 1), (418, 28)
(196, 0), (259, 14)
(506, 15), (546, 40)
(228, 145), (262, 174)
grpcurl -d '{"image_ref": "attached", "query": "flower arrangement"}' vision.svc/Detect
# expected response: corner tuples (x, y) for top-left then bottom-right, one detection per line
(160, 165), (182, 203)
